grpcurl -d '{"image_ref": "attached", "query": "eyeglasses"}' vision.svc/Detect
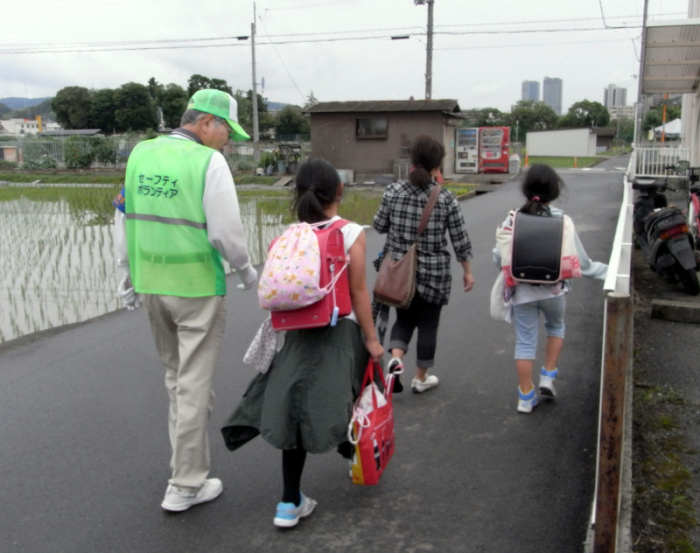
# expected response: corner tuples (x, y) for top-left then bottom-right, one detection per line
(212, 116), (233, 136)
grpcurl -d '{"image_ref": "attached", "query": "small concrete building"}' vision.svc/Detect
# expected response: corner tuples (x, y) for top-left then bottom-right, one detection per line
(0, 145), (21, 162)
(306, 99), (463, 183)
(0, 118), (40, 136)
(526, 127), (615, 157)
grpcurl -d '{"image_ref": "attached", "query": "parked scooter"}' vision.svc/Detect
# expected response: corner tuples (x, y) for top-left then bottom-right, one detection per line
(633, 172), (700, 295)
(684, 166), (700, 250)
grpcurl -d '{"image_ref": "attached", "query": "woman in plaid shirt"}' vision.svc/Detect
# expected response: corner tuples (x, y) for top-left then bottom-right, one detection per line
(373, 135), (475, 394)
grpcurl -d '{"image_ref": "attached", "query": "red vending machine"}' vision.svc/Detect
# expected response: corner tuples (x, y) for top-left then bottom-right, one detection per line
(479, 127), (510, 173)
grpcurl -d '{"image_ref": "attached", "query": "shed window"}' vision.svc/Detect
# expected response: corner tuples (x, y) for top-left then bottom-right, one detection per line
(356, 118), (388, 139)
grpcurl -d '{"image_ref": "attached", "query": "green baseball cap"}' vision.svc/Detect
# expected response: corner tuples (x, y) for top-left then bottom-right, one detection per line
(187, 89), (250, 142)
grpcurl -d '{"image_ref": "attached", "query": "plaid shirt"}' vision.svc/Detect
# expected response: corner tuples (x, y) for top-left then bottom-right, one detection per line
(373, 180), (472, 305)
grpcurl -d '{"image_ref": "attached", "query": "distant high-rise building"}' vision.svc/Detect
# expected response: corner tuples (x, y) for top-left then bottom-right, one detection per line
(521, 80), (540, 102)
(604, 84), (627, 108)
(543, 77), (563, 115)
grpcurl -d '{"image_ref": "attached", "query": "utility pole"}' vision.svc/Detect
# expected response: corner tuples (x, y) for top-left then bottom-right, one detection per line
(635, 0), (649, 144)
(251, 2), (260, 169)
(415, 0), (434, 100)
(426, 0), (434, 99)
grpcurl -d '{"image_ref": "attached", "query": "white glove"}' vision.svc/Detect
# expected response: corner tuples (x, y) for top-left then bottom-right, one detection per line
(237, 265), (258, 290)
(118, 276), (141, 311)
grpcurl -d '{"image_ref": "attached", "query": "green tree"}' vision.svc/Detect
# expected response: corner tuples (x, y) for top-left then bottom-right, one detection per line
(90, 89), (116, 134)
(113, 82), (158, 133)
(643, 103), (681, 132)
(274, 105), (309, 136)
(507, 100), (558, 136)
(93, 137), (117, 165)
(187, 74), (233, 97)
(52, 86), (93, 129)
(0, 102), (10, 116)
(233, 89), (271, 137)
(157, 83), (189, 128)
(461, 107), (507, 127)
(147, 77), (160, 100)
(611, 118), (635, 143)
(304, 91), (319, 109)
(64, 136), (95, 169)
(559, 100), (610, 128)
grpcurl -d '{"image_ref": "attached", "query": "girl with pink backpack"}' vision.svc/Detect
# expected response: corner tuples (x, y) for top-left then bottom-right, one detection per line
(222, 158), (383, 528)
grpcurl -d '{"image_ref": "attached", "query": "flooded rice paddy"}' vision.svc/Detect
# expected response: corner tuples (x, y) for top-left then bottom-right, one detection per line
(1, 184), (382, 343)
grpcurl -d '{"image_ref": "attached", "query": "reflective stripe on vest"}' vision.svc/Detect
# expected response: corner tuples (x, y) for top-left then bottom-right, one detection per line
(125, 212), (208, 230)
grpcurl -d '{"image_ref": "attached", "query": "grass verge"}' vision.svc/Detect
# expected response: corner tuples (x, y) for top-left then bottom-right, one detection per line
(527, 156), (602, 168)
(633, 382), (698, 552)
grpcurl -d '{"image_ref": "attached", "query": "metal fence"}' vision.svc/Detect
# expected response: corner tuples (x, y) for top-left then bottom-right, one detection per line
(632, 143), (691, 178)
(5, 138), (311, 172)
(585, 153), (635, 553)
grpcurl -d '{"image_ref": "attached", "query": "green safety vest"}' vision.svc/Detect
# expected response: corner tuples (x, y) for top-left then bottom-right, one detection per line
(125, 136), (226, 297)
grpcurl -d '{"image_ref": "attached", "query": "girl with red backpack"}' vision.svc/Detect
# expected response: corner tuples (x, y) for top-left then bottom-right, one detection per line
(222, 158), (383, 528)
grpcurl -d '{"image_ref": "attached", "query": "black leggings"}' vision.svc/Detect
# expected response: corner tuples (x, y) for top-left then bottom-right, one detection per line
(282, 448), (307, 506)
(389, 294), (443, 368)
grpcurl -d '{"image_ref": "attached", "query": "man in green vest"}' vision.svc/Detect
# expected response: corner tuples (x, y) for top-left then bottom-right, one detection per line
(114, 89), (258, 512)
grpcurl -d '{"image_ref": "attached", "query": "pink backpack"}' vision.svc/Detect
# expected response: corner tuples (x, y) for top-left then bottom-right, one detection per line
(258, 219), (352, 330)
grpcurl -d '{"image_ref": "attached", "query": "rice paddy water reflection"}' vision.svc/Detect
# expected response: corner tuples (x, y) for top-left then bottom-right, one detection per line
(1, 185), (383, 343)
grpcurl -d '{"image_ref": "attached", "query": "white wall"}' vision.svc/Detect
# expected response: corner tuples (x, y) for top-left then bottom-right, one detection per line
(0, 118), (40, 136)
(526, 128), (594, 157)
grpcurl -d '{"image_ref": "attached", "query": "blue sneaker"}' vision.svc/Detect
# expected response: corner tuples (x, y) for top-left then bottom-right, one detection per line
(539, 367), (558, 398)
(517, 386), (538, 414)
(273, 493), (317, 528)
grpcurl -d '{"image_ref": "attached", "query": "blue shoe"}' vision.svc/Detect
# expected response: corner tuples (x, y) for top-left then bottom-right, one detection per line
(273, 493), (317, 528)
(517, 386), (538, 414)
(539, 367), (558, 398)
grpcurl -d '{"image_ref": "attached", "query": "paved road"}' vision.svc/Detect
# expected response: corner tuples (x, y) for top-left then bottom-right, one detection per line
(0, 158), (624, 553)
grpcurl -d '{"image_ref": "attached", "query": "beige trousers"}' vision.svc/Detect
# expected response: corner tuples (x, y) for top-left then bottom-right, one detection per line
(143, 294), (226, 491)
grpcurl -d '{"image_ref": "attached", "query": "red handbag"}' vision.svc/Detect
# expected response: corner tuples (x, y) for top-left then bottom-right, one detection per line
(348, 360), (396, 486)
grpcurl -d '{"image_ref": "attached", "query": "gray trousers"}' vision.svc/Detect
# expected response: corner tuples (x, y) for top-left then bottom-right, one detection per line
(144, 294), (226, 491)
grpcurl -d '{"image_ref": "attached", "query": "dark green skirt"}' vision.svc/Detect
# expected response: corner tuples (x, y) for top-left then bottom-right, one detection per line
(221, 319), (370, 454)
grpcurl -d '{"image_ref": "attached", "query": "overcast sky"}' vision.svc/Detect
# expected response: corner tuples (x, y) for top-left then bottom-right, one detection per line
(0, 0), (690, 113)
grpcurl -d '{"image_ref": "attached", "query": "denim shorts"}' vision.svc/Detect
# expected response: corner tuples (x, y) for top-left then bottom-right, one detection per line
(512, 295), (566, 359)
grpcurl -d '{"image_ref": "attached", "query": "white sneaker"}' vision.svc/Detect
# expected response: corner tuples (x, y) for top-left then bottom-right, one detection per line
(411, 374), (439, 393)
(161, 478), (223, 512)
(517, 386), (538, 414)
(539, 367), (558, 398)
(273, 493), (317, 528)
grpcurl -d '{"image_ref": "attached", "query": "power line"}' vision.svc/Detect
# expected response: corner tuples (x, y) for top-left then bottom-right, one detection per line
(434, 12), (683, 29)
(436, 36), (632, 51)
(4, 0), (170, 11)
(258, 16), (306, 104)
(0, 20), (662, 55)
(598, 0), (609, 28)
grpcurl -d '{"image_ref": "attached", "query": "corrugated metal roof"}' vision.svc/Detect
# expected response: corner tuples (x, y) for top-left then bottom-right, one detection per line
(642, 18), (700, 95)
(38, 129), (103, 136)
(306, 99), (461, 114)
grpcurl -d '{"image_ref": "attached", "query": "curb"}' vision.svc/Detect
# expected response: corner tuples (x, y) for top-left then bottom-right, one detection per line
(650, 299), (700, 324)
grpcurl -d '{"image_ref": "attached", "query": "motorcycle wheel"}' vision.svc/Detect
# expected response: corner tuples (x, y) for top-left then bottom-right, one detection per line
(679, 267), (700, 296)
